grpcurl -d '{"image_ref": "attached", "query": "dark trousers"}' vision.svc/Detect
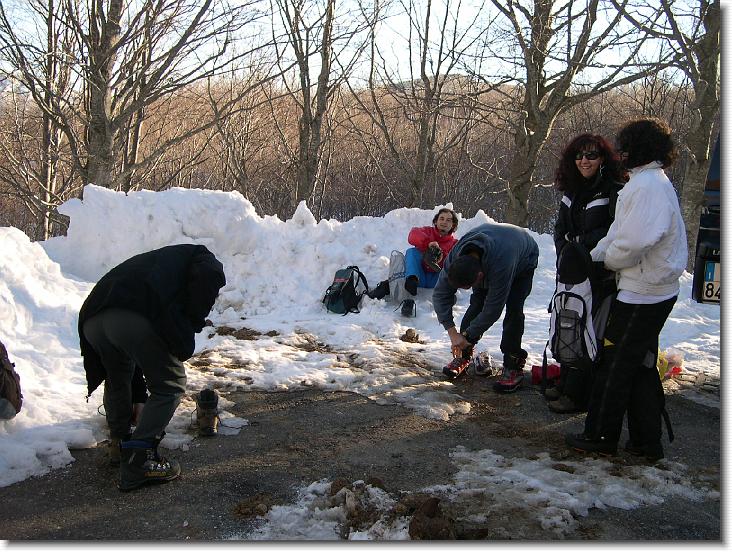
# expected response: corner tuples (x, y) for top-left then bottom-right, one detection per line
(560, 363), (592, 410)
(83, 308), (186, 442)
(583, 297), (676, 445)
(460, 268), (535, 355)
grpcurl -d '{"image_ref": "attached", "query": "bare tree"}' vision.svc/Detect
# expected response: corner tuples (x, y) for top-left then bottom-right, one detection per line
(271, 0), (372, 211)
(474, 0), (676, 226)
(0, 0), (279, 196)
(0, 0), (78, 239)
(610, 0), (720, 267)
(346, 0), (496, 207)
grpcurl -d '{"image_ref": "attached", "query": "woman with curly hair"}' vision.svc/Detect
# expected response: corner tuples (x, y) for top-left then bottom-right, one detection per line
(565, 118), (688, 462)
(546, 133), (626, 414)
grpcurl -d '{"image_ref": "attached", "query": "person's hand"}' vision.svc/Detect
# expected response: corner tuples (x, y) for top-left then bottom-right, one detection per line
(449, 332), (470, 357)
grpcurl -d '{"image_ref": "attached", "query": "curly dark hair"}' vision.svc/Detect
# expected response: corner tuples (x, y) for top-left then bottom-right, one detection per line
(554, 133), (625, 193)
(616, 118), (677, 169)
(433, 207), (459, 234)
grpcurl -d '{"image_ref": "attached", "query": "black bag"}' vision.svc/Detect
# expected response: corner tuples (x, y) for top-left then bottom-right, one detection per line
(0, 340), (22, 420)
(323, 266), (369, 315)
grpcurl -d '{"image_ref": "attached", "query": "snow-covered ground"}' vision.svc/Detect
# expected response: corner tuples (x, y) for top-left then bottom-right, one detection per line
(0, 185), (721, 538)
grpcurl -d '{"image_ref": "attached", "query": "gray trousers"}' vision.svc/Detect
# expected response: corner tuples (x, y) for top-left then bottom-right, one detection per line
(83, 308), (186, 443)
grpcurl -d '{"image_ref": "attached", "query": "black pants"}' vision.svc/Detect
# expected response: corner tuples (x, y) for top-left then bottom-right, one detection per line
(583, 296), (676, 445)
(559, 362), (592, 409)
(460, 267), (535, 356)
(83, 308), (186, 442)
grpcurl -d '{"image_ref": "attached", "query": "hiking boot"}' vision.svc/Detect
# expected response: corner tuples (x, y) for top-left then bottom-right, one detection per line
(565, 433), (617, 456)
(473, 352), (498, 377)
(492, 365), (524, 393)
(547, 395), (579, 413)
(503, 349), (528, 371)
(422, 246), (443, 272)
(624, 440), (664, 462)
(118, 440), (181, 491)
(367, 280), (390, 300)
(443, 356), (471, 379)
(196, 388), (219, 437)
(400, 299), (416, 317)
(107, 433), (131, 466)
(543, 386), (562, 401)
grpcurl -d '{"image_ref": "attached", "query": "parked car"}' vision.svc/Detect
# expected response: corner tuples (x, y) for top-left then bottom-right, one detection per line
(691, 135), (720, 304)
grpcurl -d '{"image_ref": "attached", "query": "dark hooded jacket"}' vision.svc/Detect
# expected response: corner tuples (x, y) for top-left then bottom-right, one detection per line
(78, 244), (226, 397)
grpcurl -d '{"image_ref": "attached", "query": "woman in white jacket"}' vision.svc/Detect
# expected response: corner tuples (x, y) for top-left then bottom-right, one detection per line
(565, 118), (687, 462)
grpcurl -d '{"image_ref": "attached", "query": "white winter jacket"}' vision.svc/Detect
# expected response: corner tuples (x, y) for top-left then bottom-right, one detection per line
(590, 162), (687, 296)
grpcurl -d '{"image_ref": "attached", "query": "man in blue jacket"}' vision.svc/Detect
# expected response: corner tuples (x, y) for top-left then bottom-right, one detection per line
(432, 223), (539, 392)
(79, 244), (226, 491)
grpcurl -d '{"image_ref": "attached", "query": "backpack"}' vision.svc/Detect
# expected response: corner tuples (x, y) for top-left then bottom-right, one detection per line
(0, 340), (22, 420)
(322, 266), (369, 315)
(541, 242), (609, 392)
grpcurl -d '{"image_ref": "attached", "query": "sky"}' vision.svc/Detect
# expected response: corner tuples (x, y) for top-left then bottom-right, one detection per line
(0, 184), (721, 539)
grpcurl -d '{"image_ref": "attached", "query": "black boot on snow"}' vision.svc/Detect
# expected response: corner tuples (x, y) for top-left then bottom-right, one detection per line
(196, 388), (220, 437)
(118, 440), (181, 491)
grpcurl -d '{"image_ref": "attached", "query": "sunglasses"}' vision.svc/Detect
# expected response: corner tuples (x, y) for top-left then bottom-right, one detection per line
(575, 151), (600, 160)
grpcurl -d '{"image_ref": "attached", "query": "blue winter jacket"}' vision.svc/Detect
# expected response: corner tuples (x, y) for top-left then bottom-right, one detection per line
(432, 222), (538, 339)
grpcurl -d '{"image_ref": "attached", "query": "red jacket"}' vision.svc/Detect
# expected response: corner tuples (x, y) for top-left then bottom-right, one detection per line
(408, 226), (458, 271)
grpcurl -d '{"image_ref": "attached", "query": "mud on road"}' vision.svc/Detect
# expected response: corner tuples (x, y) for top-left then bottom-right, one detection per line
(0, 371), (721, 541)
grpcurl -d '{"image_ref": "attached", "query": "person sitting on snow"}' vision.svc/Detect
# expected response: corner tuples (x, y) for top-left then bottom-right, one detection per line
(368, 208), (459, 316)
(78, 244), (226, 491)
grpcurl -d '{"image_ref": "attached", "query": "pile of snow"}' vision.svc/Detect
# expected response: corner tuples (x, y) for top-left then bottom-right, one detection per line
(0, 185), (720, 518)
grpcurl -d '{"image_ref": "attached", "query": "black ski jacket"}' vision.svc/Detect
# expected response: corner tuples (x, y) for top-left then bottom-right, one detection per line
(78, 244), (226, 397)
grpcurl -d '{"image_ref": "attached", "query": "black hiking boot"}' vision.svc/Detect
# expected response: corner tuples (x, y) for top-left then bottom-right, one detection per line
(565, 433), (617, 456)
(118, 440), (181, 491)
(400, 299), (416, 317)
(196, 389), (219, 437)
(547, 395), (580, 413)
(367, 280), (390, 300)
(624, 440), (664, 462)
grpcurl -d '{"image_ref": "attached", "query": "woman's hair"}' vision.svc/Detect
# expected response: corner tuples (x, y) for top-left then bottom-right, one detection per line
(554, 133), (625, 193)
(433, 208), (459, 234)
(616, 118), (678, 169)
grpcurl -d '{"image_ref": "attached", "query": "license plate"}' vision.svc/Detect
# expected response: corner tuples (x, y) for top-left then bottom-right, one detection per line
(703, 261), (720, 302)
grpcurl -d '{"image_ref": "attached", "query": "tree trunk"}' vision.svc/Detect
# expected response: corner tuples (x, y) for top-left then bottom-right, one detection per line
(86, 0), (123, 188)
(678, 0), (720, 269)
(504, 113), (553, 227)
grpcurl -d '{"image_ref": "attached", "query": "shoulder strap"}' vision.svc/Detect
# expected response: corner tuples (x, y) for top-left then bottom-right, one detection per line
(347, 265), (369, 293)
